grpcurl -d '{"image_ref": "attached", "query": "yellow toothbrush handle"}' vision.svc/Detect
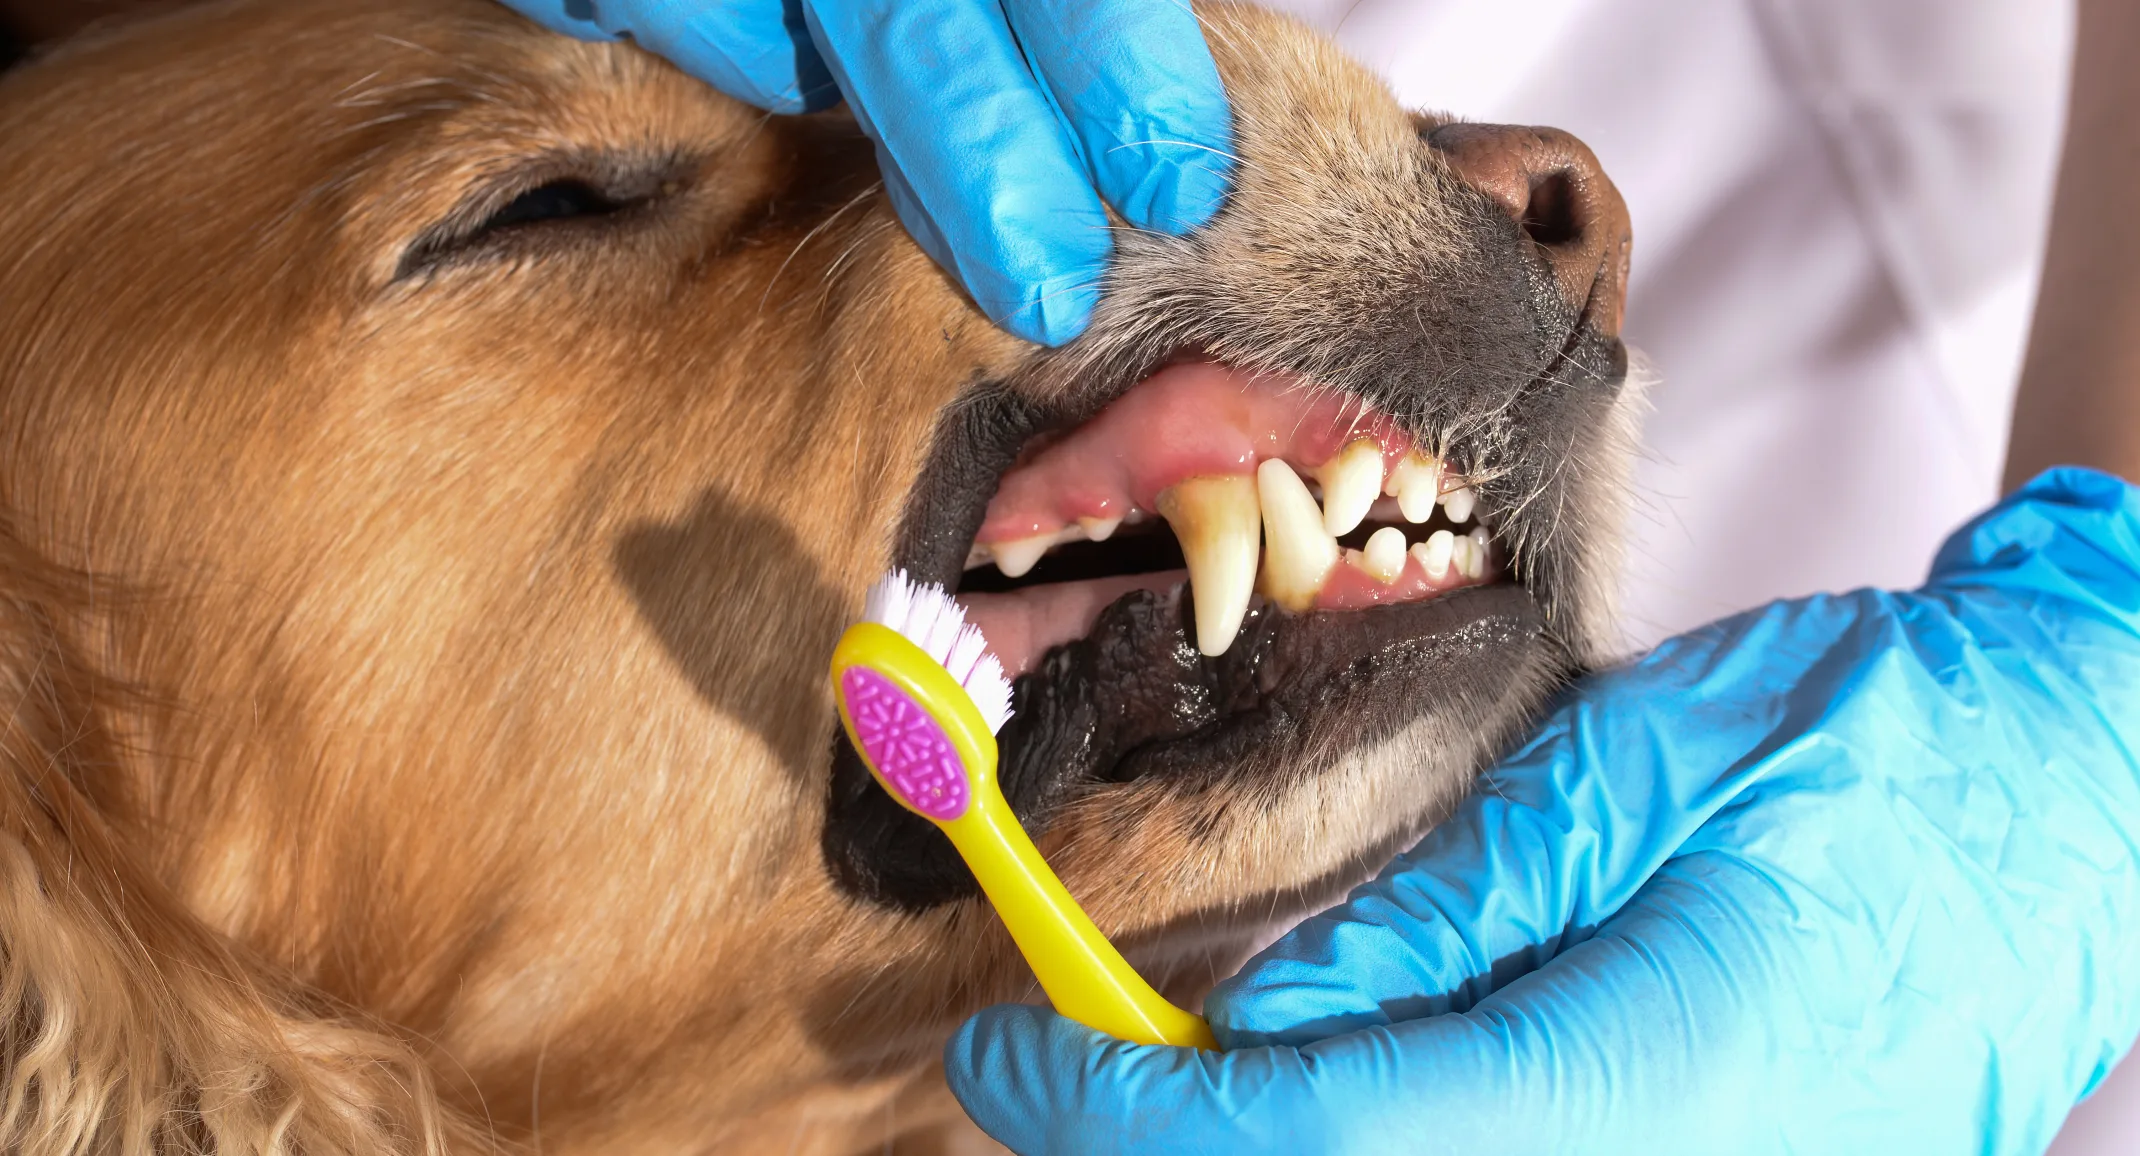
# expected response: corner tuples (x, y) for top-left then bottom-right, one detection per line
(831, 623), (1216, 1050)
(942, 790), (1218, 1050)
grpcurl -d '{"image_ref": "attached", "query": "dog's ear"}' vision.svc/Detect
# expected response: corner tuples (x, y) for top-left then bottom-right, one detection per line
(0, 526), (481, 1155)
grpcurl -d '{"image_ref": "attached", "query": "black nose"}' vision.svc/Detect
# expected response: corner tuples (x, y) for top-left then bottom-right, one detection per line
(1426, 123), (1631, 335)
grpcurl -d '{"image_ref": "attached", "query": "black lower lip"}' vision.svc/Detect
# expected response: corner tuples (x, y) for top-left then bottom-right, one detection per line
(821, 579), (1547, 912)
(999, 581), (1545, 798)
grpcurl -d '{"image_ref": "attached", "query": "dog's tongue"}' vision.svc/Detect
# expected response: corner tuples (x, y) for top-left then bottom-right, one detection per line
(958, 573), (1185, 679)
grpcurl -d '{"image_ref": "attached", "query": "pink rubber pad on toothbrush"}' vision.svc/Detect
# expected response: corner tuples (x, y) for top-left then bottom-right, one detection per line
(839, 667), (970, 820)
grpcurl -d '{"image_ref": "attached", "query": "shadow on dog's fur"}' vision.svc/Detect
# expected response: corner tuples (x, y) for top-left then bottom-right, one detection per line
(0, 2), (1634, 1151)
(615, 492), (847, 788)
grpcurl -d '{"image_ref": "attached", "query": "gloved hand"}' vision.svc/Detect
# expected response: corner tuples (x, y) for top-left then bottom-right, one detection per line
(496, 0), (1233, 346)
(946, 466), (2140, 1155)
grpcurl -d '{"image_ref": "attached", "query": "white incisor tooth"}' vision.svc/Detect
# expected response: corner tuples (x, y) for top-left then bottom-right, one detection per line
(1441, 485), (1477, 525)
(1388, 452), (1441, 523)
(1414, 528), (1455, 581)
(1256, 459), (1339, 612)
(1157, 475), (1261, 657)
(1361, 526), (1408, 584)
(1314, 440), (1383, 537)
(989, 533), (1054, 579)
(1078, 515), (1122, 542)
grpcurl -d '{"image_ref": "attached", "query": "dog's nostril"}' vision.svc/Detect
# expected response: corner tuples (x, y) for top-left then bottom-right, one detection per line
(1426, 122), (1631, 332)
(1520, 168), (1583, 249)
(1425, 123), (1603, 251)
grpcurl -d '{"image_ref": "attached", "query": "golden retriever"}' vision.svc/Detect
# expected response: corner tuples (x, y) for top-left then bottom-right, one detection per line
(0, 1), (1632, 1151)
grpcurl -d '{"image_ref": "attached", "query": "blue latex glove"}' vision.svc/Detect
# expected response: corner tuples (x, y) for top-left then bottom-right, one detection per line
(496, 0), (1233, 346)
(946, 466), (2140, 1155)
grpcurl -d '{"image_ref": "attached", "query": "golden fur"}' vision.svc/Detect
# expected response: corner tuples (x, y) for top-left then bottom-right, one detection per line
(0, 2), (1635, 1151)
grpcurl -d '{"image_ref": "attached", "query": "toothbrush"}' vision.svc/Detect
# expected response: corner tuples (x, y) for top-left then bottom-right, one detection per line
(829, 570), (1217, 1050)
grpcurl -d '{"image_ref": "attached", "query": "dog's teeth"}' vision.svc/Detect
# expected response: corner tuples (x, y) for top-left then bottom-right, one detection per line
(990, 534), (1054, 579)
(1078, 515), (1122, 542)
(1256, 459), (1339, 612)
(1388, 452), (1441, 523)
(1158, 475), (1261, 657)
(1414, 528), (1456, 581)
(1464, 526), (1492, 579)
(1314, 440), (1382, 537)
(1441, 485), (1477, 525)
(1361, 526), (1408, 584)
(1449, 527), (1490, 581)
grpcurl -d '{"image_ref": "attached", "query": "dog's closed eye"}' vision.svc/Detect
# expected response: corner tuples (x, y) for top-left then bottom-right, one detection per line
(396, 158), (686, 282)
(479, 180), (630, 232)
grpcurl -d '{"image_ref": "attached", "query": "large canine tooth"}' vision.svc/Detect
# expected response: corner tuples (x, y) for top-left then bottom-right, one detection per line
(1413, 528), (1456, 581)
(1388, 453), (1441, 523)
(1256, 459), (1339, 612)
(990, 533), (1054, 579)
(1361, 526), (1408, 584)
(1314, 440), (1383, 537)
(1441, 485), (1477, 525)
(1158, 475), (1261, 657)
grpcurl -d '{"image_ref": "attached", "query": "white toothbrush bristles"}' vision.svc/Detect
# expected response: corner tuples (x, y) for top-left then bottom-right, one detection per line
(861, 570), (1015, 735)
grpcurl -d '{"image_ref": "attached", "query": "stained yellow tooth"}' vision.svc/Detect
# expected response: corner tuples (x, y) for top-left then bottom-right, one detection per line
(1414, 528), (1456, 581)
(990, 533), (1053, 579)
(1361, 526), (1408, 584)
(1256, 459), (1339, 612)
(1388, 452), (1442, 523)
(1157, 475), (1261, 657)
(1314, 440), (1383, 537)
(1078, 515), (1122, 542)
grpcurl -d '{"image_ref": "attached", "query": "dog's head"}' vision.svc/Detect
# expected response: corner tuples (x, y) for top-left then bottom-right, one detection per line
(0, 1), (1631, 1149)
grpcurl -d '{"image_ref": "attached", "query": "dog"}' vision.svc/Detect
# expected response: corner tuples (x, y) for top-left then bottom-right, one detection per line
(0, 1), (1634, 1151)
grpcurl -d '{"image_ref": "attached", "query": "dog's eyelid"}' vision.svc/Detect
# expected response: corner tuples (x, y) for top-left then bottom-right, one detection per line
(393, 155), (693, 282)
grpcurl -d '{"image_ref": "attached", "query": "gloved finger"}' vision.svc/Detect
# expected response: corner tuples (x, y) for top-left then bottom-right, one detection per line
(1208, 597), (1862, 1050)
(499, 0), (837, 115)
(801, 1), (1110, 346)
(1000, 0), (1234, 233)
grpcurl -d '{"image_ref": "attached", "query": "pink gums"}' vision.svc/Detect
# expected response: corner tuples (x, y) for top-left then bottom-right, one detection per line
(977, 360), (1416, 544)
(840, 667), (970, 821)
